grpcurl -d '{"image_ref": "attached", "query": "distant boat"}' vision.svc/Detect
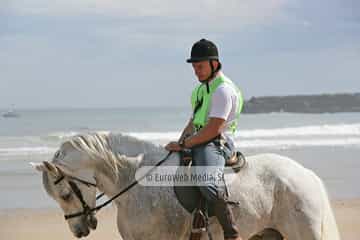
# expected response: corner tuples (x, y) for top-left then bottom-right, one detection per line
(2, 110), (20, 118)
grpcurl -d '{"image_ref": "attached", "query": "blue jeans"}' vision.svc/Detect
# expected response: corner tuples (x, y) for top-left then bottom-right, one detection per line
(191, 139), (240, 238)
(192, 140), (233, 203)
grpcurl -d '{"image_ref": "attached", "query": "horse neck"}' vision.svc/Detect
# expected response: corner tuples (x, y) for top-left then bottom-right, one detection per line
(108, 134), (167, 163)
(94, 158), (138, 199)
(94, 149), (178, 208)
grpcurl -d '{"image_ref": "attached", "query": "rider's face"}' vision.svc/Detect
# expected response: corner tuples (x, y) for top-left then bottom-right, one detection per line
(192, 60), (218, 81)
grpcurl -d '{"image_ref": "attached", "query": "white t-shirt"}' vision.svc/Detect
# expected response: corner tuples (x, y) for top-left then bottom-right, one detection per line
(208, 74), (239, 136)
(192, 72), (240, 139)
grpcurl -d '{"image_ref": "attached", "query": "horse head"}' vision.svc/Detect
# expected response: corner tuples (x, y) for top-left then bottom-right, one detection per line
(31, 134), (146, 238)
(31, 146), (98, 238)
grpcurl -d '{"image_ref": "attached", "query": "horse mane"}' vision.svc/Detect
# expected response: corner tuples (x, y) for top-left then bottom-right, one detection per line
(62, 132), (165, 176)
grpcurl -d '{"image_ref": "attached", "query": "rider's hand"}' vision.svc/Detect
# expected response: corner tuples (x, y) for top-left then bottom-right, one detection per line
(165, 141), (183, 152)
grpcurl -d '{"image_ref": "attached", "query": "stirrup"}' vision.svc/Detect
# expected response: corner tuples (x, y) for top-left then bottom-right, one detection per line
(189, 208), (207, 240)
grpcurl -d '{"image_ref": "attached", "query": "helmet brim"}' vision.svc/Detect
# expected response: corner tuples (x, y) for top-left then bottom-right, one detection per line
(186, 56), (219, 63)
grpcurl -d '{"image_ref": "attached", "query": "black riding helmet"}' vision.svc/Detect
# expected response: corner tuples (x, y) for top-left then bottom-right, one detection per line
(187, 39), (222, 93)
(186, 39), (219, 63)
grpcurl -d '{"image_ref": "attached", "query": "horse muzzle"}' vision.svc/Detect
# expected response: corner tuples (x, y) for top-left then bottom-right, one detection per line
(73, 223), (90, 238)
(87, 214), (98, 230)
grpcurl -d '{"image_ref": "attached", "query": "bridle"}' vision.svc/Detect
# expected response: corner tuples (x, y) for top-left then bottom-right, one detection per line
(54, 151), (173, 220)
(54, 173), (99, 220)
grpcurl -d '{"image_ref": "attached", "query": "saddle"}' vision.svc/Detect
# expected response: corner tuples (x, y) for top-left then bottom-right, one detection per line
(225, 151), (246, 172)
(181, 148), (246, 173)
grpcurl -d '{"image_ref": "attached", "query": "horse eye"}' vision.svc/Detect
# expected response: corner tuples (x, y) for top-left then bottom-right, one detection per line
(61, 192), (72, 201)
(54, 150), (64, 160)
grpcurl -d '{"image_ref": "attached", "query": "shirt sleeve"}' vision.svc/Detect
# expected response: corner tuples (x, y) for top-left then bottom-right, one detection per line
(208, 86), (232, 120)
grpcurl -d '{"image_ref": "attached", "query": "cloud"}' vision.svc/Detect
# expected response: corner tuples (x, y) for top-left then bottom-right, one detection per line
(5, 0), (288, 25)
(280, 0), (360, 26)
(2, 0), (360, 109)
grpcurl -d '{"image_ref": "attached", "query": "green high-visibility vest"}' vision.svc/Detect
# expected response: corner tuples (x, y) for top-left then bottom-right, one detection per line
(191, 74), (243, 133)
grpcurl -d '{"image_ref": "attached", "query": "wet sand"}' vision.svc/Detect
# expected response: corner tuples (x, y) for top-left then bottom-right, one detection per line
(0, 199), (359, 239)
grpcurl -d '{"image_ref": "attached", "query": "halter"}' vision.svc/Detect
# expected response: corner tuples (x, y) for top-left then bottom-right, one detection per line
(54, 151), (173, 220)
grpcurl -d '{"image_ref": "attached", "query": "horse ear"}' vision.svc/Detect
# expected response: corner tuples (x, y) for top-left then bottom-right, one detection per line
(30, 162), (47, 172)
(43, 161), (60, 175)
(30, 161), (60, 176)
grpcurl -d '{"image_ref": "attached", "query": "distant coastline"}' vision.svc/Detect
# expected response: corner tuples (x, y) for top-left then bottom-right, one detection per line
(243, 92), (360, 114)
(2, 93), (360, 112)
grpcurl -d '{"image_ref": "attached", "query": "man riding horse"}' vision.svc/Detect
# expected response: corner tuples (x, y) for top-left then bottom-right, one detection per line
(165, 39), (244, 240)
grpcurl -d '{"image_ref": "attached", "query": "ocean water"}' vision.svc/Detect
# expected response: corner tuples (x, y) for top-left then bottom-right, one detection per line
(0, 108), (359, 209)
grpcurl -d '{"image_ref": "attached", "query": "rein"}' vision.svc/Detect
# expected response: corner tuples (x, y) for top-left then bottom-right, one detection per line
(55, 151), (173, 220)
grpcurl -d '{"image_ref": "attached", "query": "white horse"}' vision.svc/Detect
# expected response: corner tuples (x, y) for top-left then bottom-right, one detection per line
(32, 133), (340, 240)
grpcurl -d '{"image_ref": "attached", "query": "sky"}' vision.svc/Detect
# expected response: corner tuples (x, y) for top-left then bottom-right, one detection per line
(1, 0), (360, 108)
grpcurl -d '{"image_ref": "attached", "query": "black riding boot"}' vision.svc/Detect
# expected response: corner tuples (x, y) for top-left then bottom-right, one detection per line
(213, 199), (240, 239)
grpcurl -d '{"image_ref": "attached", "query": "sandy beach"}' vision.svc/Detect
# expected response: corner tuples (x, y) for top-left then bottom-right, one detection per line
(0, 199), (359, 240)
(1, 111), (359, 239)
